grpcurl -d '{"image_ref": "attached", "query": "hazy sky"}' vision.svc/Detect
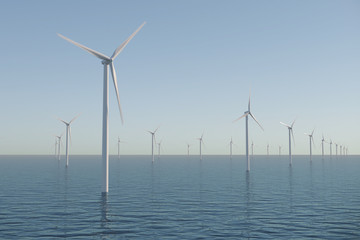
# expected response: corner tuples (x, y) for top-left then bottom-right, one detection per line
(0, 0), (359, 155)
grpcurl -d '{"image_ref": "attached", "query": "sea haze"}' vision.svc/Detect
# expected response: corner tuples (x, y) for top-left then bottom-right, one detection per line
(0, 155), (359, 239)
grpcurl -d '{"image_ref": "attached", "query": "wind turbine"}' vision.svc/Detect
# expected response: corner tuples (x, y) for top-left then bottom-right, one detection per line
(329, 139), (333, 159)
(335, 143), (338, 157)
(55, 134), (63, 160)
(280, 120), (295, 166)
(321, 135), (326, 159)
(229, 137), (234, 159)
(305, 129), (315, 162)
(117, 137), (126, 159)
(59, 114), (80, 167)
(58, 22), (145, 194)
(267, 143), (269, 156)
(148, 127), (159, 162)
(197, 133), (204, 160)
(187, 143), (191, 157)
(54, 137), (58, 159)
(233, 94), (263, 172)
(340, 145), (343, 156)
(157, 140), (162, 159)
(279, 145), (281, 156)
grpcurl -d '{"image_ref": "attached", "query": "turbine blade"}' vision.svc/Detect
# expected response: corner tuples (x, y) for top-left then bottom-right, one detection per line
(249, 113), (264, 131)
(311, 128), (315, 136)
(248, 92), (251, 112)
(291, 120), (296, 128)
(57, 34), (110, 61)
(154, 126), (160, 133)
(58, 117), (68, 125)
(233, 112), (249, 123)
(312, 136), (316, 148)
(69, 113), (81, 124)
(111, 22), (146, 60)
(280, 122), (291, 128)
(110, 63), (124, 124)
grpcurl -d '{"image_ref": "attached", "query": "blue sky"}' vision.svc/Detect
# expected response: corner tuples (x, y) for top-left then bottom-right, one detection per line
(0, 0), (359, 155)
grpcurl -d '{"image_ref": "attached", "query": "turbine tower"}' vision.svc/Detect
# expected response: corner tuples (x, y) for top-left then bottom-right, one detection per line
(157, 140), (162, 159)
(230, 137), (234, 159)
(335, 143), (338, 157)
(197, 133), (204, 160)
(59, 115), (80, 167)
(55, 134), (63, 160)
(321, 135), (326, 159)
(267, 143), (269, 156)
(279, 145), (281, 156)
(148, 127), (159, 162)
(187, 143), (191, 157)
(280, 120), (295, 166)
(305, 129), (315, 162)
(117, 137), (126, 159)
(329, 139), (333, 159)
(58, 22), (145, 194)
(233, 94), (263, 172)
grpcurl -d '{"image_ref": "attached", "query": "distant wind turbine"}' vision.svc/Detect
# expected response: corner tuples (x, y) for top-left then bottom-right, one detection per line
(59, 114), (80, 167)
(229, 137), (234, 159)
(329, 139), (333, 159)
(58, 22), (145, 194)
(280, 120), (295, 166)
(267, 143), (269, 156)
(187, 143), (191, 157)
(55, 134), (63, 160)
(279, 145), (281, 156)
(117, 137), (126, 159)
(321, 135), (326, 159)
(197, 133), (204, 160)
(157, 140), (162, 159)
(233, 93), (263, 172)
(305, 129), (315, 162)
(335, 143), (338, 157)
(148, 127), (159, 162)
(340, 145), (343, 156)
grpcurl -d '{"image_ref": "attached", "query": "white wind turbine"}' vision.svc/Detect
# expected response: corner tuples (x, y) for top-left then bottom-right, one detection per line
(305, 129), (315, 162)
(340, 145), (343, 156)
(55, 134), (63, 160)
(117, 137), (126, 159)
(59, 115), (80, 167)
(329, 139), (333, 159)
(279, 145), (282, 156)
(229, 137), (234, 159)
(58, 22), (145, 194)
(321, 135), (326, 159)
(267, 143), (269, 156)
(280, 120), (295, 166)
(335, 143), (338, 157)
(148, 127), (159, 162)
(187, 143), (191, 157)
(197, 133), (205, 160)
(157, 140), (162, 159)
(233, 94), (263, 172)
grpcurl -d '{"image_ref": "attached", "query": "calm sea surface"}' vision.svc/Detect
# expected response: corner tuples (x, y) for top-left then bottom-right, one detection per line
(0, 155), (359, 239)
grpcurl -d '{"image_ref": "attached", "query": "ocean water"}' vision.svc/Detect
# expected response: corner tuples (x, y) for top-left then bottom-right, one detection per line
(0, 155), (359, 239)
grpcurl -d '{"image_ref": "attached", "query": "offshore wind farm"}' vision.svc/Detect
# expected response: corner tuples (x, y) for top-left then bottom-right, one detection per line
(0, 1), (359, 239)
